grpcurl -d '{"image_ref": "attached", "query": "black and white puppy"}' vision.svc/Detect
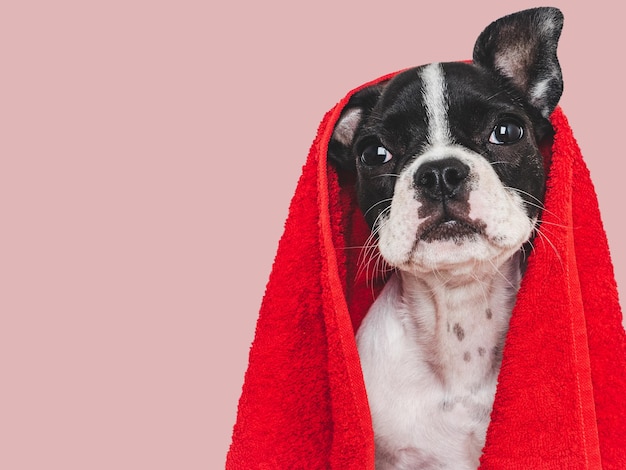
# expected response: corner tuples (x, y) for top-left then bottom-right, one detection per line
(329, 7), (563, 470)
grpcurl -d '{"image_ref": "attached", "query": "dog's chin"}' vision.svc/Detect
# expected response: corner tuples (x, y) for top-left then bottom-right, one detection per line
(381, 221), (527, 280)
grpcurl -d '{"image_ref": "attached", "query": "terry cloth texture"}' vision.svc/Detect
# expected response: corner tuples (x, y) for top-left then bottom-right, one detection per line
(227, 70), (626, 469)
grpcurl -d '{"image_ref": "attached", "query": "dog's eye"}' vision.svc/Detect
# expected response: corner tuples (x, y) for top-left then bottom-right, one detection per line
(360, 144), (393, 166)
(489, 121), (524, 145)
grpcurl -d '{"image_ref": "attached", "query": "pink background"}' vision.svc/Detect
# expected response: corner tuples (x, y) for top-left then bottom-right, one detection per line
(2, 1), (623, 468)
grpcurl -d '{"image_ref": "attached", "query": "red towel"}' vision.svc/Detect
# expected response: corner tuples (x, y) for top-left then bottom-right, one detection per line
(227, 70), (626, 469)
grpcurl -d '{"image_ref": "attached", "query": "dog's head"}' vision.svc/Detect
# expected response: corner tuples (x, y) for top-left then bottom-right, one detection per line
(329, 7), (563, 277)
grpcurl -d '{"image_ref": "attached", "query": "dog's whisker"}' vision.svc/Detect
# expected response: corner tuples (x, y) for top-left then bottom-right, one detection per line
(519, 199), (545, 212)
(344, 244), (374, 250)
(373, 173), (401, 179)
(537, 219), (571, 230)
(363, 198), (394, 219)
(355, 209), (392, 287)
(356, 240), (379, 285)
(506, 186), (568, 225)
(470, 270), (491, 306)
(505, 186), (545, 206)
(355, 234), (375, 279)
(521, 237), (536, 264)
(430, 263), (454, 291)
(486, 90), (506, 101)
(535, 225), (565, 271)
(487, 258), (517, 290)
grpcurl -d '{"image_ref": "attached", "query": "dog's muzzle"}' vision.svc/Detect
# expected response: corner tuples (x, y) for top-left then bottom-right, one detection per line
(412, 157), (480, 241)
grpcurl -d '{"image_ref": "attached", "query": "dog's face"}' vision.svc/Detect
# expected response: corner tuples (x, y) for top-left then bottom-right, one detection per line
(330, 8), (563, 277)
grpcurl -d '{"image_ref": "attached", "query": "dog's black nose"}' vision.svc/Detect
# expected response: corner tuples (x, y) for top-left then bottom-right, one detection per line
(414, 158), (470, 201)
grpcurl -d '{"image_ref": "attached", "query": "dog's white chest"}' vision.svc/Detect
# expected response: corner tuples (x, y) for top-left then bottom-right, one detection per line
(357, 270), (517, 469)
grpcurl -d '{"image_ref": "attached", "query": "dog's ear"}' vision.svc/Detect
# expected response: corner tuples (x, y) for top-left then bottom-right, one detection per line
(473, 7), (564, 118)
(328, 83), (385, 171)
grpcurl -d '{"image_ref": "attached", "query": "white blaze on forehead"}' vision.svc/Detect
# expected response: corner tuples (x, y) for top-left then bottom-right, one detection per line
(421, 63), (452, 146)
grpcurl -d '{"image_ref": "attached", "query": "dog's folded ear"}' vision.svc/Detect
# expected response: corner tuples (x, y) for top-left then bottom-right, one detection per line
(473, 7), (564, 118)
(328, 83), (386, 171)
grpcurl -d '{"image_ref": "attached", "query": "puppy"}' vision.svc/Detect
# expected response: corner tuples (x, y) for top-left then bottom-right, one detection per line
(328, 7), (563, 470)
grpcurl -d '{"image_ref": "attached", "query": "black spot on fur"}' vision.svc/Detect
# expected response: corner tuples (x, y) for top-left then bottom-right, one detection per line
(453, 323), (465, 341)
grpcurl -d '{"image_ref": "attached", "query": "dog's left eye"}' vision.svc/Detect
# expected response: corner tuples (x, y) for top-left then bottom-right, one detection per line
(489, 121), (524, 145)
(360, 144), (393, 166)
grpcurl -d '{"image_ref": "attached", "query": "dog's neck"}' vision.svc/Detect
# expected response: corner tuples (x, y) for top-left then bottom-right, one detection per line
(397, 252), (523, 389)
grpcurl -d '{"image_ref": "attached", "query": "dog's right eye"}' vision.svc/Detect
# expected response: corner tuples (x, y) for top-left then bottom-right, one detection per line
(360, 144), (393, 166)
(489, 120), (524, 145)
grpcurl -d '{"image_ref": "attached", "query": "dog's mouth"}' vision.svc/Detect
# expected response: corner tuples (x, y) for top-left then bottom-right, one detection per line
(419, 217), (486, 243)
